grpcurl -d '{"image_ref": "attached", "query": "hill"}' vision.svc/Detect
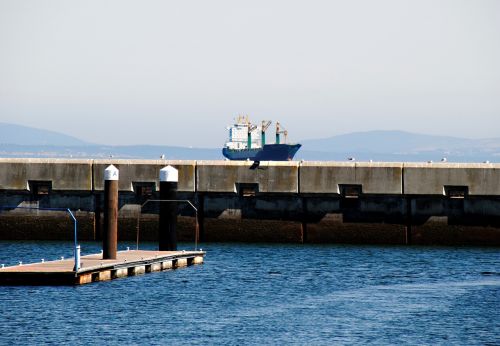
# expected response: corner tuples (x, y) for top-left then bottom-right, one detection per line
(0, 123), (498, 162)
(299, 131), (500, 162)
(0, 123), (89, 146)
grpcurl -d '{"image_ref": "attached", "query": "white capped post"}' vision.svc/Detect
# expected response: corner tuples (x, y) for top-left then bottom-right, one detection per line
(103, 164), (119, 259)
(104, 164), (119, 181)
(159, 165), (178, 182)
(159, 165), (178, 251)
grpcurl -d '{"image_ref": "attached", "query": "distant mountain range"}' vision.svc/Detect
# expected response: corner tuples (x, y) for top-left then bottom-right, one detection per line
(299, 130), (500, 162)
(0, 122), (90, 146)
(0, 123), (498, 162)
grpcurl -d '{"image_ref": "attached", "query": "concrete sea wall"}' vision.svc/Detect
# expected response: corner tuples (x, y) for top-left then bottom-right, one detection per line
(0, 158), (499, 246)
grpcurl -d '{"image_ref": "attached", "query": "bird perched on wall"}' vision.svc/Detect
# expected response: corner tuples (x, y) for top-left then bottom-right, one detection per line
(250, 161), (261, 170)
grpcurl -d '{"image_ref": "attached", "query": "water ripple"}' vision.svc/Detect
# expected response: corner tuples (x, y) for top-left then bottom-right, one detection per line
(0, 241), (498, 345)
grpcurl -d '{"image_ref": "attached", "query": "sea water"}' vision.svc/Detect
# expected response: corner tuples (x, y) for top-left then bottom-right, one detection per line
(0, 241), (498, 345)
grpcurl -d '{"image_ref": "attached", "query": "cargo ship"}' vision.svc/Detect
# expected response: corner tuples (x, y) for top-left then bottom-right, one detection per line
(222, 116), (301, 161)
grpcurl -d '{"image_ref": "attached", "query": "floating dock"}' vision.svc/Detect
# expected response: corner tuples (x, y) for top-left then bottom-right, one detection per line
(0, 249), (205, 285)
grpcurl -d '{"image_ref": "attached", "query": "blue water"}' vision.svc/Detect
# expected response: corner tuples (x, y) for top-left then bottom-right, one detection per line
(0, 241), (499, 345)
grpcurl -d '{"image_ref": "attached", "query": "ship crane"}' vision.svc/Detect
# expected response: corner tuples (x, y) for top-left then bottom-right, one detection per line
(247, 122), (257, 149)
(275, 121), (288, 144)
(261, 120), (272, 146)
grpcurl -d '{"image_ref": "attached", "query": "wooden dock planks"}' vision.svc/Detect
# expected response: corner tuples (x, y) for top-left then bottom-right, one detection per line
(0, 249), (205, 285)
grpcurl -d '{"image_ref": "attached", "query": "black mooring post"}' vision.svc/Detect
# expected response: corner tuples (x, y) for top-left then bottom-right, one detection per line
(159, 166), (178, 251)
(405, 197), (412, 245)
(103, 165), (119, 259)
(197, 192), (205, 243)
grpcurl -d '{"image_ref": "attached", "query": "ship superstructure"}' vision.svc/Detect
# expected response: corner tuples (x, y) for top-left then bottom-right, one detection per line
(222, 116), (301, 161)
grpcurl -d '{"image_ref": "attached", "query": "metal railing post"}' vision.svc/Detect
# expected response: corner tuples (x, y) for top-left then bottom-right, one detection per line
(0, 206), (79, 272)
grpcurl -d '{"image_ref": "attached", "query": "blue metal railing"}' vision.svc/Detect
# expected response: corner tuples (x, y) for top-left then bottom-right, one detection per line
(0, 206), (80, 272)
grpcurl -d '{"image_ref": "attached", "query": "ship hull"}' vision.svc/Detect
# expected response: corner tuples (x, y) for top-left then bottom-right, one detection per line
(222, 144), (301, 161)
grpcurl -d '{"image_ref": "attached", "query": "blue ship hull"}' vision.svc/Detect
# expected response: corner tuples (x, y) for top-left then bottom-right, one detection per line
(222, 144), (301, 161)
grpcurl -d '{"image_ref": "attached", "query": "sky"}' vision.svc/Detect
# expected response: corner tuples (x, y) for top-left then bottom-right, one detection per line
(0, 0), (499, 147)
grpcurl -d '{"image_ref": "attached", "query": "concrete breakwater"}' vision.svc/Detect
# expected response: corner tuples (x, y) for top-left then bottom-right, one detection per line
(0, 158), (499, 246)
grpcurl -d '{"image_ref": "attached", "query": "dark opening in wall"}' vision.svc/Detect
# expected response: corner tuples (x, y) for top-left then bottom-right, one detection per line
(340, 184), (362, 209)
(29, 180), (52, 199)
(445, 186), (467, 215)
(444, 186), (468, 199)
(236, 183), (259, 197)
(340, 185), (362, 198)
(133, 182), (156, 201)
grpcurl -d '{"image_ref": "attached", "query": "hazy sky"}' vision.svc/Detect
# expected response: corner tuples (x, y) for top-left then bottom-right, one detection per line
(0, 0), (499, 147)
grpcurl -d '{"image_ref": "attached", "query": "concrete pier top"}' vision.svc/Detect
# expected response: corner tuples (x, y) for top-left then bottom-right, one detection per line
(197, 160), (300, 193)
(0, 158), (499, 196)
(93, 160), (196, 192)
(403, 162), (500, 195)
(0, 158), (93, 191)
(300, 161), (403, 194)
